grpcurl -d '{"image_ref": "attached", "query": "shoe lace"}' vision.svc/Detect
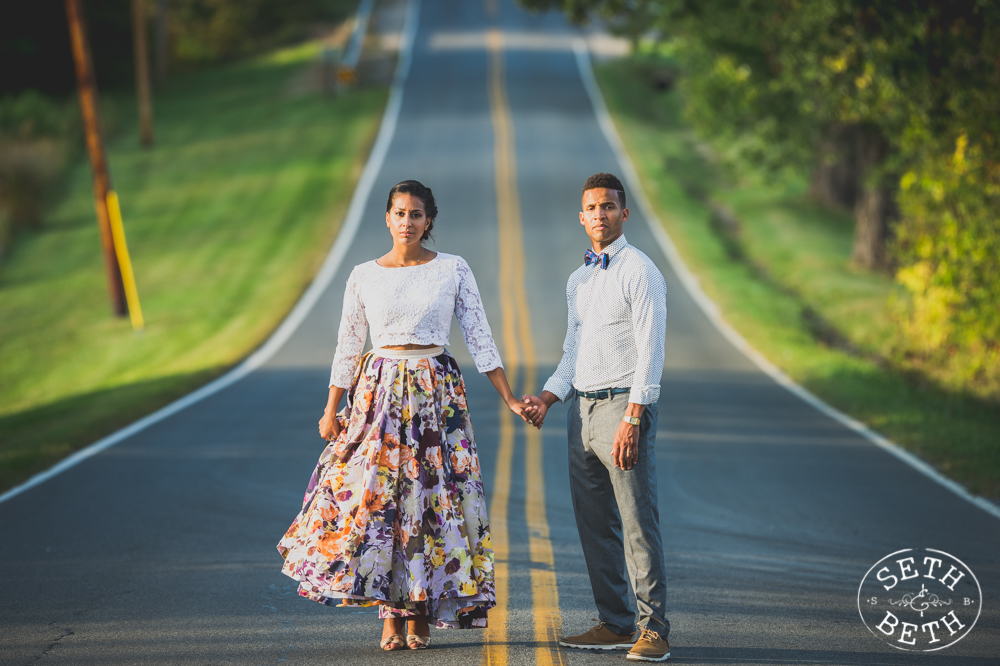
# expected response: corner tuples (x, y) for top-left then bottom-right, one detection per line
(639, 627), (661, 642)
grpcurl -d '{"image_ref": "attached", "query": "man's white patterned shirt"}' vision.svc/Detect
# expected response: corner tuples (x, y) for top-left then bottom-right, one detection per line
(543, 234), (667, 405)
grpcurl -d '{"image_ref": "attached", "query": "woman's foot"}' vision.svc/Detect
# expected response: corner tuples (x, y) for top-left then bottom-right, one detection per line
(381, 617), (405, 651)
(406, 615), (431, 650)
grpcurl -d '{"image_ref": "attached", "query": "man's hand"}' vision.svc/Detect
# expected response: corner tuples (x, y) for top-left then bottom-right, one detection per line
(522, 394), (548, 426)
(612, 421), (639, 469)
(613, 403), (646, 470)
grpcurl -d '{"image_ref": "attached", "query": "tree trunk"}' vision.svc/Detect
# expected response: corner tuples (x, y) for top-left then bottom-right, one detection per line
(851, 128), (888, 270)
(132, 0), (154, 147)
(810, 124), (858, 210)
(65, 0), (127, 316)
(808, 139), (839, 207)
(154, 0), (168, 85)
(852, 186), (887, 269)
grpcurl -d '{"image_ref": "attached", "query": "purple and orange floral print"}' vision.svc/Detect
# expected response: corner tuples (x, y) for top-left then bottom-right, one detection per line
(278, 351), (495, 628)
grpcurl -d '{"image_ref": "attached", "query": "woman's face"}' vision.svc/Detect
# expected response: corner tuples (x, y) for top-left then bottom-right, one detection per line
(385, 193), (429, 246)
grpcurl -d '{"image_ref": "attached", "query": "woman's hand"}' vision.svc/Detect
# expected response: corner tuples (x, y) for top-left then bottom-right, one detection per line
(485, 367), (540, 429)
(319, 408), (342, 441)
(320, 385), (347, 441)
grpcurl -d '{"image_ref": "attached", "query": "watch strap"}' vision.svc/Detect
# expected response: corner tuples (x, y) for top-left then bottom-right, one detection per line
(622, 415), (640, 426)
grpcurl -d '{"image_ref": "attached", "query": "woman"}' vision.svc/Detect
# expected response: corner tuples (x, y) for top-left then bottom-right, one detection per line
(277, 180), (532, 651)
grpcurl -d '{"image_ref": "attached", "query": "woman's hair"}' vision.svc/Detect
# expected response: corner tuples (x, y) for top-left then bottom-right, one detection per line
(386, 180), (438, 241)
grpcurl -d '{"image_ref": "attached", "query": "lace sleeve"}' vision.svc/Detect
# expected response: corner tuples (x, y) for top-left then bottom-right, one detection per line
(454, 257), (503, 373)
(329, 267), (368, 388)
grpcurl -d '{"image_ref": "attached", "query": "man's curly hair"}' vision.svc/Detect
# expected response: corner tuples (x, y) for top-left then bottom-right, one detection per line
(582, 172), (626, 209)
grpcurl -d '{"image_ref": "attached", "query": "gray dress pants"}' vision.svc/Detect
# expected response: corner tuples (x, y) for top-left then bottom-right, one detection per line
(567, 391), (669, 636)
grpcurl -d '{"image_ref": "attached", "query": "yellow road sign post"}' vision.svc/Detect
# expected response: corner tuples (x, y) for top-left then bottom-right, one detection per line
(106, 191), (145, 333)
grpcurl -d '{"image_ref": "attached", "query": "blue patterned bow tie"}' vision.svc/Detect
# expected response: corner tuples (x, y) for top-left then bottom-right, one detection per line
(584, 249), (609, 269)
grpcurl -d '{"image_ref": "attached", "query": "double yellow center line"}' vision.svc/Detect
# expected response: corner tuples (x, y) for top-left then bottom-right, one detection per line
(483, 29), (564, 666)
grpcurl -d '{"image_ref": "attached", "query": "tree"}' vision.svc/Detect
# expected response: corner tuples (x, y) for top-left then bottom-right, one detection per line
(526, 0), (1000, 389)
(525, 0), (997, 273)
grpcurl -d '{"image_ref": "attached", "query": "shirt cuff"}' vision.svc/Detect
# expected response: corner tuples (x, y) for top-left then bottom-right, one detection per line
(474, 355), (503, 374)
(472, 345), (504, 374)
(542, 377), (573, 403)
(628, 385), (660, 405)
(329, 365), (355, 389)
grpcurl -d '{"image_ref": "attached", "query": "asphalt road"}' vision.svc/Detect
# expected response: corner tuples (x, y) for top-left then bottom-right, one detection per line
(2, 0), (998, 664)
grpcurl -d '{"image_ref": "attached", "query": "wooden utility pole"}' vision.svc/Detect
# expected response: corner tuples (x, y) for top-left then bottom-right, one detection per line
(132, 0), (154, 147)
(155, 0), (168, 85)
(66, 0), (127, 316)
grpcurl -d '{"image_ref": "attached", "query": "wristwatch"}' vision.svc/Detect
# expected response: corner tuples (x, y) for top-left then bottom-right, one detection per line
(622, 415), (640, 426)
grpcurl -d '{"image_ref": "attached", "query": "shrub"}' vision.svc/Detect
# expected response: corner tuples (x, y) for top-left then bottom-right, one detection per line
(0, 139), (65, 228)
(0, 90), (73, 140)
(892, 134), (1000, 397)
(169, 0), (353, 64)
(0, 92), (73, 247)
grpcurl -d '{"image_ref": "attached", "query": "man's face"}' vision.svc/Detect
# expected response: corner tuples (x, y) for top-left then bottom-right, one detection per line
(580, 187), (628, 249)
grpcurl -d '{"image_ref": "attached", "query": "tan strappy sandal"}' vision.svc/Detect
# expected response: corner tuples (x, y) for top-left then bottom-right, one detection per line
(380, 634), (405, 651)
(407, 634), (431, 650)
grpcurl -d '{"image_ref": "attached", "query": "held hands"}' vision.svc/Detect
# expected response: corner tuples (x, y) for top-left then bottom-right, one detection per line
(507, 397), (541, 429)
(486, 367), (542, 429)
(520, 394), (550, 428)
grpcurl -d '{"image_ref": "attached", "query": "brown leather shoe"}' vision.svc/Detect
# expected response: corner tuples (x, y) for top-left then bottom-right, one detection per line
(558, 622), (636, 650)
(626, 627), (670, 661)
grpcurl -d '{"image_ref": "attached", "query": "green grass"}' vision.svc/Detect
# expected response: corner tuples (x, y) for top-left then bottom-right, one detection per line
(595, 57), (1000, 498)
(0, 41), (387, 493)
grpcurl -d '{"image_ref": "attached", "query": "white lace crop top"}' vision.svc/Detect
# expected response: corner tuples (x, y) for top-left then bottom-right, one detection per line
(329, 253), (503, 388)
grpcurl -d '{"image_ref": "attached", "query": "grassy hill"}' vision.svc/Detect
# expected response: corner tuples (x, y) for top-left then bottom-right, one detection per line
(0, 42), (386, 492)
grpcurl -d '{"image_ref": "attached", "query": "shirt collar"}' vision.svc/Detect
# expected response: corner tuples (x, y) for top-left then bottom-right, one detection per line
(602, 234), (628, 260)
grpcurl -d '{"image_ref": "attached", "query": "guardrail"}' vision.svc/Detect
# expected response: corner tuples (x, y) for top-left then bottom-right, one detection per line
(330, 0), (377, 88)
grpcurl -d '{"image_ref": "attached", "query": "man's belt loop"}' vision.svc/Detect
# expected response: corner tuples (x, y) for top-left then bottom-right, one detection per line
(575, 387), (630, 400)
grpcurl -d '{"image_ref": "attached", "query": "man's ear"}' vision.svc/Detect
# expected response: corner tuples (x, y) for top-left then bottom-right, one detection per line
(621, 207), (629, 222)
(579, 210), (586, 226)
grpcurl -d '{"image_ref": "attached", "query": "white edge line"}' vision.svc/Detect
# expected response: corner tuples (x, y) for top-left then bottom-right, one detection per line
(0, 0), (423, 507)
(572, 39), (1000, 523)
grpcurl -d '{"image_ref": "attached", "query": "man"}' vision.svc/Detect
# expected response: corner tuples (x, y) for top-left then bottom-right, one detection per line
(524, 172), (670, 661)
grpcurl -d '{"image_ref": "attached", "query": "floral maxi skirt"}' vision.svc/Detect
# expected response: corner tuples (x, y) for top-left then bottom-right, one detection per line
(277, 350), (495, 628)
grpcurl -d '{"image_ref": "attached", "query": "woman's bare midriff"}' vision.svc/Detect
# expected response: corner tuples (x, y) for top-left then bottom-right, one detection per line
(381, 344), (438, 350)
